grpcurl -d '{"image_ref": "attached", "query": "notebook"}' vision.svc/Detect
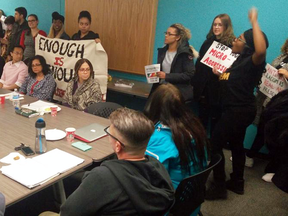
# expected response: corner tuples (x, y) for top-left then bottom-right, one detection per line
(75, 123), (107, 143)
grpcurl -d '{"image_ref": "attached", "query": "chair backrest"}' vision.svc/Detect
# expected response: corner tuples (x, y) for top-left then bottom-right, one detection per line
(87, 102), (122, 118)
(169, 154), (222, 216)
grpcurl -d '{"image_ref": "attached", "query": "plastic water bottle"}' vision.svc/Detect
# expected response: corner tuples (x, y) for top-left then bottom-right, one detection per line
(12, 88), (19, 99)
(35, 118), (47, 154)
(12, 89), (20, 109)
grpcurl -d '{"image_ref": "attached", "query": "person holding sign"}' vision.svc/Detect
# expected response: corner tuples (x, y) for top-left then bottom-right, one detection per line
(47, 12), (70, 40)
(193, 14), (235, 134)
(62, 58), (102, 111)
(149, 23), (195, 102)
(20, 14), (47, 63)
(242, 38), (288, 170)
(72, 11), (101, 43)
(205, 8), (269, 199)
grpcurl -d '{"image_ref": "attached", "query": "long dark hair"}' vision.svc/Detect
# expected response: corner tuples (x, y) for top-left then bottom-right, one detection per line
(28, 55), (50, 78)
(206, 14), (235, 46)
(144, 83), (207, 170)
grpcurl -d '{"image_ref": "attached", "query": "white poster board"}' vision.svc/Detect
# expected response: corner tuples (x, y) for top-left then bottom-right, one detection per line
(259, 64), (288, 98)
(200, 41), (239, 73)
(35, 35), (108, 101)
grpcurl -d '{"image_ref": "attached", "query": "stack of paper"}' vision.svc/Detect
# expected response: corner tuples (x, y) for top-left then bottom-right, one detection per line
(0, 148), (84, 189)
(21, 100), (61, 113)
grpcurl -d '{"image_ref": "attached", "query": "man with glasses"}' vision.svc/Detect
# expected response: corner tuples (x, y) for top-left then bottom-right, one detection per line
(60, 108), (174, 216)
(0, 46), (28, 90)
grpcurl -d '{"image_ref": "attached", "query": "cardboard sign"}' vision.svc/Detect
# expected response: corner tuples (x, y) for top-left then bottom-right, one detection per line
(200, 41), (239, 73)
(259, 64), (288, 98)
(35, 35), (108, 101)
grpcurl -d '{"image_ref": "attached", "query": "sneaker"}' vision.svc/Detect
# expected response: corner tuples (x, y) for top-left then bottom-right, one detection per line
(229, 155), (254, 168)
(205, 182), (227, 200)
(226, 179), (244, 195)
(262, 173), (275, 182)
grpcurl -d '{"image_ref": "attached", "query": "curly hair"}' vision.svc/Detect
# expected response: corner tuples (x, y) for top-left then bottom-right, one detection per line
(170, 23), (191, 47)
(281, 38), (288, 54)
(206, 14), (235, 46)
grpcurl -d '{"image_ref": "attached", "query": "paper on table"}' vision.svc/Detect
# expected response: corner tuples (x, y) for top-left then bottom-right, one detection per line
(21, 100), (61, 113)
(0, 92), (24, 99)
(0, 148), (84, 189)
(145, 64), (160, 83)
(0, 152), (26, 164)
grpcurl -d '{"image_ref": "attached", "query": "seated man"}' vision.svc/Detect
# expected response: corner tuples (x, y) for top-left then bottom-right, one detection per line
(0, 46), (28, 90)
(0, 192), (5, 216)
(59, 108), (174, 215)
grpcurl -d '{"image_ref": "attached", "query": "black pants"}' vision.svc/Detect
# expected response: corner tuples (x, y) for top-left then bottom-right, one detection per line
(211, 108), (256, 183)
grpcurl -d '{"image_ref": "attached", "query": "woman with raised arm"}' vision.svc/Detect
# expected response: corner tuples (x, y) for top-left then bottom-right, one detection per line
(205, 8), (269, 200)
(193, 14), (235, 134)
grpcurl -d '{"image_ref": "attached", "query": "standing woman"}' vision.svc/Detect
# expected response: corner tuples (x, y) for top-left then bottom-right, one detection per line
(20, 55), (56, 101)
(47, 12), (70, 40)
(63, 58), (102, 111)
(193, 14), (235, 134)
(72, 11), (100, 43)
(205, 8), (269, 199)
(20, 14), (47, 63)
(149, 23), (195, 102)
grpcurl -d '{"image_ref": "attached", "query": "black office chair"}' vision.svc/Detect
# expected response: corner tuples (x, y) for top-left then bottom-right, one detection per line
(169, 154), (222, 216)
(87, 102), (122, 119)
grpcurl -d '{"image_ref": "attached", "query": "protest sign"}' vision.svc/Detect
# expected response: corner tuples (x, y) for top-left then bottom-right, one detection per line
(35, 35), (108, 101)
(259, 64), (288, 98)
(145, 64), (160, 83)
(200, 41), (239, 73)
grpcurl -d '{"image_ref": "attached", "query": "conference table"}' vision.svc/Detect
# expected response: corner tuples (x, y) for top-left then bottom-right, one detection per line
(0, 89), (114, 207)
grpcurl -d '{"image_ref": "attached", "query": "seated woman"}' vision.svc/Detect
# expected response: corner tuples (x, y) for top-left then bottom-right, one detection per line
(20, 55), (56, 101)
(144, 83), (207, 216)
(63, 58), (102, 111)
(20, 14), (47, 63)
(72, 11), (100, 43)
(47, 12), (70, 40)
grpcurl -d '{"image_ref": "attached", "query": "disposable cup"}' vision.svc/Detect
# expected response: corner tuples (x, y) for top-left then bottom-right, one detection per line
(50, 106), (58, 117)
(65, 127), (76, 142)
(0, 96), (5, 104)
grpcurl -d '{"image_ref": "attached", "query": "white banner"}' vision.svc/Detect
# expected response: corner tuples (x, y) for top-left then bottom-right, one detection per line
(200, 41), (239, 73)
(259, 64), (288, 98)
(35, 35), (108, 101)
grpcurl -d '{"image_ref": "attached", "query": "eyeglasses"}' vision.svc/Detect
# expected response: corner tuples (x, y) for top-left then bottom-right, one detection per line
(28, 20), (36, 23)
(12, 51), (23, 55)
(164, 32), (178, 36)
(32, 63), (41, 67)
(79, 68), (91, 73)
(104, 126), (125, 148)
(236, 36), (246, 44)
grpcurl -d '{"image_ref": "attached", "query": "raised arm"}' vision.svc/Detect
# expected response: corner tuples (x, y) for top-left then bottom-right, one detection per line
(249, 8), (267, 65)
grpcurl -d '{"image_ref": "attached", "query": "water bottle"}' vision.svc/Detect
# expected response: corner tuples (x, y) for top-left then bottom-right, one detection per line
(35, 118), (47, 154)
(12, 88), (20, 108)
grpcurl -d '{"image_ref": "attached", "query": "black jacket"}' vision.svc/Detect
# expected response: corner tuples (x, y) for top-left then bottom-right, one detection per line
(150, 40), (195, 101)
(60, 156), (175, 216)
(8, 20), (29, 53)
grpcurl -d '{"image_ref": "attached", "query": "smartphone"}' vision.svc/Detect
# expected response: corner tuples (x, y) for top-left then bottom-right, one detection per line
(21, 146), (35, 156)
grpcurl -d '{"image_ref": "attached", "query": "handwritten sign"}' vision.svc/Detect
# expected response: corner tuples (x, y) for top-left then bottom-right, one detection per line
(145, 64), (160, 83)
(259, 64), (288, 98)
(200, 41), (239, 73)
(35, 35), (108, 101)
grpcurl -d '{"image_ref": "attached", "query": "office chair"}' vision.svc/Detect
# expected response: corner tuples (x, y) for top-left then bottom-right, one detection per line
(87, 102), (122, 118)
(169, 154), (222, 216)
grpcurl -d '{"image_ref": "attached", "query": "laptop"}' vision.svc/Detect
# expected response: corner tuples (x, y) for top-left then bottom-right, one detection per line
(75, 123), (107, 143)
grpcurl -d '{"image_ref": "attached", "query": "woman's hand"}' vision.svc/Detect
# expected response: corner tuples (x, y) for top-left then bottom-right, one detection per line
(157, 71), (166, 79)
(249, 7), (258, 24)
(278, 68), (288, 79)
(212, 66), (221, 76)
(95, 38), (101, 43)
